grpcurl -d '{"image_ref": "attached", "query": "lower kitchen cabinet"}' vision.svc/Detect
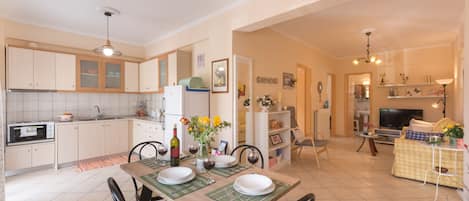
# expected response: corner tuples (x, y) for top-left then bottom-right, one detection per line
(78, 123), (105, 160)
(5, 142), (54, 171)
(56, 124), (79, 164)
(132, 120), (164, 158)
(104, 120), (129, 155)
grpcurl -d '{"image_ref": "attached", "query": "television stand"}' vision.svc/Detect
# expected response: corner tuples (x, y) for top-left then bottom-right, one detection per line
(374, 128), (402, 145)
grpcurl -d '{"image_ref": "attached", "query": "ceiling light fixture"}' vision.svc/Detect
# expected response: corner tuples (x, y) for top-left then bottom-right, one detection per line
(93, 7), (122, 57)
(353, 31), (381, 65)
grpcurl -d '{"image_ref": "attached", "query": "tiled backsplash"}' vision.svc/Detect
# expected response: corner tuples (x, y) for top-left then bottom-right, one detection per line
(6, 92), (163, 123)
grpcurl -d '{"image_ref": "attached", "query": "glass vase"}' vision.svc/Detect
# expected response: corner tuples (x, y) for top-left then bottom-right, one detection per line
(196, 142), (209, 172)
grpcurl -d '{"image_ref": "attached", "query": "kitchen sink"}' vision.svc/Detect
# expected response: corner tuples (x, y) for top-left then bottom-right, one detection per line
(78, 116), (125, 121)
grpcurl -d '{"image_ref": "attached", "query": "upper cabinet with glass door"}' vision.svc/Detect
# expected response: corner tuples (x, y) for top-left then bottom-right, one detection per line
(103, 60), (124, 92)
(76, 56), (124, 92)
(77, 56), (100, 91)
(158, 56), (168, 91)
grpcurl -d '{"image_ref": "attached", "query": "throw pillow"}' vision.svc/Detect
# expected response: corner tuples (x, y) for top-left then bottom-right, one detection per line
(433, 118), (456, 132)
(405, 130), (444, 141)
(408, 118), (434, 132)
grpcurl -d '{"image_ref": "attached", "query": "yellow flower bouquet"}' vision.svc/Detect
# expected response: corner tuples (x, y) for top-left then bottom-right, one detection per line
(180, 116), (230, 158)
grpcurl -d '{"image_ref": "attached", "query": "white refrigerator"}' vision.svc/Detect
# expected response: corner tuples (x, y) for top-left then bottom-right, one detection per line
(164, 85), (210, 158)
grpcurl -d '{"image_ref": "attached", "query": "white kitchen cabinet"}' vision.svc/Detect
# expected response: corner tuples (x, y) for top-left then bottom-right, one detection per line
(55, 53), (76, 91)
(132, 120), (164, 158)
(31, 143), (55, 167)
(5, 145), (32, 171)
(56, 124), (78, 164)
(139, 58), (159, 92)
(78, 123), (105, 160)
(125, 62), (139, 92)
(7, 47), (34, 89)
(168, 50), (192, 86)
(34, 50), (56, 90)
(5, 142), (54, 171)
(104, 120), (129, 155)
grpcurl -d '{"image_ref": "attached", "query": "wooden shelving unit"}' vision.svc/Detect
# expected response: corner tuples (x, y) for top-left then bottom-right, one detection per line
(387, 95), (444, 99)
(378, 83), (437, 88)
(254, 111), (291, 170)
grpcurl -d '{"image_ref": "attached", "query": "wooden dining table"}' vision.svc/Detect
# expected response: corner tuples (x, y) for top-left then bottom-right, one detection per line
(120, 159), (301, 201)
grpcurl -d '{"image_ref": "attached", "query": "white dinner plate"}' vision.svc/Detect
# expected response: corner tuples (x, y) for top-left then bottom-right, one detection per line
(214, 155), (237, 168)
(233, 181), (275, 196)
(234, 174), (273, 195)
(157, 172), (195, 185)
(158, 167), (193, 183)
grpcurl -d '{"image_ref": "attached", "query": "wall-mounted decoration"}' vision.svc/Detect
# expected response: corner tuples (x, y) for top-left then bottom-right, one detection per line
(282, 73), (296, 89)
(238, 84), (246, 98)
(400, 73), (409, 84)
(256, 76), (278, 84)
(197, 53), (205, 69)
(317, 81), (323, 103)
(211, 58), (229, 93)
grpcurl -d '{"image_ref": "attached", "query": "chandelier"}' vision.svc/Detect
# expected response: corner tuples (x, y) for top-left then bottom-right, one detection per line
(93, 7), (122, 57)
(352, 31), (381, 65)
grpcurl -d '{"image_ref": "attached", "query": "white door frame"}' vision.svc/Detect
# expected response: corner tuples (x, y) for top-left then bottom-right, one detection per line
(232, 55), (253, 148)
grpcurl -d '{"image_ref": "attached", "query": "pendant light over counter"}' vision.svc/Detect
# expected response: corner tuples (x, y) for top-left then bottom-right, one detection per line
(93, 7), (122, 57)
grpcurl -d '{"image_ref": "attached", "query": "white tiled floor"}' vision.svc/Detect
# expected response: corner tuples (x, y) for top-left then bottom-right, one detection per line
(5, 137), (462, 201)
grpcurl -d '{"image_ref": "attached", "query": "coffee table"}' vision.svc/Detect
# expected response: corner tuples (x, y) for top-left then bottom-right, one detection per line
(356, 133), (379, 156)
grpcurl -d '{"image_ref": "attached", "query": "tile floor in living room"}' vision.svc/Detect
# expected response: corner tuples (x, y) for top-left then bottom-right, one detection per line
(5, 137), (461, 201)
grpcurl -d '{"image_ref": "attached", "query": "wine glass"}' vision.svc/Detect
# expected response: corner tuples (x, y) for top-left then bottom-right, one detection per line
(188, 144), (199, 165)
(157, 144), (168, 166)
(203, 157), (216, 184)
(247, 149), (259, 172)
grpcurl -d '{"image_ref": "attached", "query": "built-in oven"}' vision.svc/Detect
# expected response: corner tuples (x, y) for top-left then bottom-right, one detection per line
(7, 121), (55, 145)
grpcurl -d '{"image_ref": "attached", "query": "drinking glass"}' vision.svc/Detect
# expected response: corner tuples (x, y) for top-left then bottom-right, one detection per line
(188, 144), (199, 165)
(157, 144), (168, 166)
(247, 149), (259, 173)
(203, 157), (216, 184)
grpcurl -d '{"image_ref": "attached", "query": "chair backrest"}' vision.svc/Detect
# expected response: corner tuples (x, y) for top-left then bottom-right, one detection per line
(230, 144), (264, 168)
(107, 177), (126, 201)
(128, 141), (163, 200)
(297, 193), (315, 201)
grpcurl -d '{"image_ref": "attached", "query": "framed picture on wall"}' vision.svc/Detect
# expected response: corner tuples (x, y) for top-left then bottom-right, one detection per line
(282, 72), (296, 89)
(212, 58), (229, 93)
(270, 134), (283, 145)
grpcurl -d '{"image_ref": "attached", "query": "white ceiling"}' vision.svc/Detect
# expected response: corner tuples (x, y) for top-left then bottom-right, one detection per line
(0, 0), (239, 45)
(270, 0), (465, 58)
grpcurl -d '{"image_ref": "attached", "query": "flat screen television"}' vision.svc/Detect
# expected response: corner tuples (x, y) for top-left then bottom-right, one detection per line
(379, 108), (423, 130)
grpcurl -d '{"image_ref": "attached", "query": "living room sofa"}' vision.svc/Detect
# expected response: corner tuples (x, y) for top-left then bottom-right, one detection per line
(392, 119), (464, 188)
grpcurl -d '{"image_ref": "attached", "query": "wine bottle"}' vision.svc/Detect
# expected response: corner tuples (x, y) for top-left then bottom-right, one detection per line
(170, 124), (180, 166)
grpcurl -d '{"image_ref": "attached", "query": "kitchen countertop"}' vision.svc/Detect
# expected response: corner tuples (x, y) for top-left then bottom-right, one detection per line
(54, 115), (164, 125)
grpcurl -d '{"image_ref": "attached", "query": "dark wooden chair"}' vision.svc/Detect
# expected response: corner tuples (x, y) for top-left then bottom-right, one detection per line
(230, 144), (265, 168)
(297, 193), (315, 201)
(128, 141), (164, 201)
(107, 177), (126, 201)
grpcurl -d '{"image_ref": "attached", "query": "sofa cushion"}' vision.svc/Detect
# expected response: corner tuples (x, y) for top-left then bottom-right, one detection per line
(405, 130), (444, 141)
(408, 119), (434, 132)
(433, 118), (456, 132)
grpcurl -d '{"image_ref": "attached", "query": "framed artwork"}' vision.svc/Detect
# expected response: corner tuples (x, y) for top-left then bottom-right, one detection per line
(211, 58), (229, 93)
(282, 72), (296, 89)
(270, 134), (283, 145)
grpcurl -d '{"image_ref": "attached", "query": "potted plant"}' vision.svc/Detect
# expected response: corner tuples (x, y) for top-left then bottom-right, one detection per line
(180, 116), (230, 170)
(443, 124), (464, 147)
(256, 95), (275, 112)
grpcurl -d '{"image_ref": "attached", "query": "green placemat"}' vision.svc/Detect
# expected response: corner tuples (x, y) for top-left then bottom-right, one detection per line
(140, 171), (212, 200)
(211, 165), (249, 177)
(137, 158), (162, 169)
(137, 156), (192, 170)
(206, 179), (291, 201)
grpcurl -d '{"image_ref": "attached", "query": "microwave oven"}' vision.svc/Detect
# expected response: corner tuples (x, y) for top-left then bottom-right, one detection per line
(7, 121), (55, 145)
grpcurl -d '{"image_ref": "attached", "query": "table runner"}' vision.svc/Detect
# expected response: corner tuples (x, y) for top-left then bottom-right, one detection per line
(140, 171), (212, 200)
(210, 165), (249, 178)
(206, 179), (291, 201)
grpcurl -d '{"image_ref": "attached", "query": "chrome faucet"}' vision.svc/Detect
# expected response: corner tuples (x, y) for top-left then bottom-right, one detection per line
(93, 105), (103, 118)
